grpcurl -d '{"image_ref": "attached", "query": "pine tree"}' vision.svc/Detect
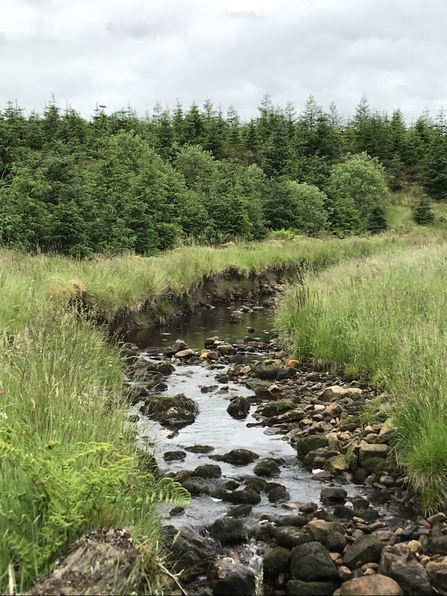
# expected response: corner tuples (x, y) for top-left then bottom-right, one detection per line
(412, 195), (434, 225)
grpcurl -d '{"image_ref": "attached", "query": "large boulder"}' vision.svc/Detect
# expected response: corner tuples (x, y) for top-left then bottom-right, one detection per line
(253, 458), (281, 478)
(338, 574), (403, 595)
(208, 559), (256, 596)
(344, 535), (383, 569)
(378, 544), (433, 595)
(166, 526), (219, 581)
(290, 541), (339, 582)
(426, 557), (447, 593)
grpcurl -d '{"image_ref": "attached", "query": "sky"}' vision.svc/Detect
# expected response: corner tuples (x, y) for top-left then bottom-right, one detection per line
(1, 0), (446, 122)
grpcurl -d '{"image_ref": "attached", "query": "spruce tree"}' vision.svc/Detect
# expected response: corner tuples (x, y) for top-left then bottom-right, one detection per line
(412, 195), (435, 225)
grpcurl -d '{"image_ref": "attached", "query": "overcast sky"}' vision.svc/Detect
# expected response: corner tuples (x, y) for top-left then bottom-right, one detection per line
(2, 0), (446, 122)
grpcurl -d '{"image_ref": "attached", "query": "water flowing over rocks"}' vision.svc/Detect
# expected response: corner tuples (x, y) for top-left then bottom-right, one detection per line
(118, 319), (447, 596)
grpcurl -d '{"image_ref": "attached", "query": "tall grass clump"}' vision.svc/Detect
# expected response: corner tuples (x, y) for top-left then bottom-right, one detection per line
(276, 243), (447, 511)
(0, 313), (189, 592)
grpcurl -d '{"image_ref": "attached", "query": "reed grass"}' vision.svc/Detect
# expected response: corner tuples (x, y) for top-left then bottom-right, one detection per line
(276, 243), (447, 510)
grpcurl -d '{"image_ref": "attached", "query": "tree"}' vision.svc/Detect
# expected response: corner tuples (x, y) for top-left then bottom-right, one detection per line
(420, 128), (447, 200)
(367, 205), (387, 234)
(412, 195), (435, 225)
(326, 152), (389, 228)
(263, 179), (328, 234)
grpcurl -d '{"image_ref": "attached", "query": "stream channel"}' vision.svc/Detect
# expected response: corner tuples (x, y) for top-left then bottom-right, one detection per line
(125, 304), (393, 532)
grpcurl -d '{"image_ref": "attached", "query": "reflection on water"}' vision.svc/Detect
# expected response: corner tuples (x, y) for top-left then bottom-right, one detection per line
(124, 304), (275, 351)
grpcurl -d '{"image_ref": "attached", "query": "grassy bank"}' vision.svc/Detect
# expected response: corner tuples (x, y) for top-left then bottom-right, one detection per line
(276, 243), (447, 511)
(1, 229), (447, 591)
(2, 229), (445, 333)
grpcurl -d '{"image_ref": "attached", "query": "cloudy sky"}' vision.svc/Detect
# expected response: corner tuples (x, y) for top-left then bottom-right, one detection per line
(2, 0), (446, 121)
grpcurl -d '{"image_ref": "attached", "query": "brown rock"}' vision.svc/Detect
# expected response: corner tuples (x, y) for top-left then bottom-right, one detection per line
(339, 574), (403, 595)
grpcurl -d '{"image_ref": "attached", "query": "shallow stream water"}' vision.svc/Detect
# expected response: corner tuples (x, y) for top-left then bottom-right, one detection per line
(129, 307), (379, 531)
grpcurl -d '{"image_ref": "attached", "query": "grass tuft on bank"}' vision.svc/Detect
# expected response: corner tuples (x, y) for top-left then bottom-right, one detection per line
(276, 243), (447, 511)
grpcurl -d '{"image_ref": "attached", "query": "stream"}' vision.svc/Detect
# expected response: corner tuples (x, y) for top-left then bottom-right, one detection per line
(127, 305), (386, 531)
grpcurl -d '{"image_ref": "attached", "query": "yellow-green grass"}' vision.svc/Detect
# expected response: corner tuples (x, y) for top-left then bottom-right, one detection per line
(2, 230), (447, 333)
(276, 243), (447, 511)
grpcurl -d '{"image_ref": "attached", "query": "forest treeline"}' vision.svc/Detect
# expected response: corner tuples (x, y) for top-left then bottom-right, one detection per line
(1, 94), (446, 256)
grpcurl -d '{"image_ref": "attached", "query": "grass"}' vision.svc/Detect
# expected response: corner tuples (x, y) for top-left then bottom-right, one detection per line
(2, 221), (447, 590)
(276, 243), (447, 511)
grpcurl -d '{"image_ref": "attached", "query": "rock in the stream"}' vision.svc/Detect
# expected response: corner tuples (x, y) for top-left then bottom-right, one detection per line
(251, 359), (281, 380)
(430, 521), (447, 555)
(253, 458), (281, 478)
(142, 393), (198, 427)
(166, 525), (220, 581)
(265, 482), (290, 503)
(208, 558), (256, 596)
(320, 487), (347, 502)
(210, 517), (246, 545)
(263, 547), (291, 578)
(338, 574), (403, 595)
(193, 464), (222, 478)
(290, 541), (339, 583)
(296, 435), (328, 458)
(226, 395), (250, 419)
(211, 449), (259, 466)
(343, 534), (384, 569)
(378, 544), (433, 595)
(319, 385), (362, 401)
(163, 450), (187, 461)
(26, 529), (139, 596)
(228, 487), (262, 505)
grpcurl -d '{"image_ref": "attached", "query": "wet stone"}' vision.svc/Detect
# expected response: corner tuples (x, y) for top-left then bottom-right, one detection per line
(193, 464), (222, 478)
(343, 534), (384, 570)
(208, 559), (256, 596)
(290, 541), (339, 582)
(286, 579), (340, 595)
(320, 487), (347, 502)
(265, 483), (290, 503)
(253, 458), (281, 478)
(226, 504), (253, 518)
(228, 488), (262, 505)
(210, 517), (246, 545)
(226, 395), (250, 419)
(210, 449), (259, 466)
(184, 445), (215, 454)
(163, 450), (187, 462)
(264, 546), (291, 578)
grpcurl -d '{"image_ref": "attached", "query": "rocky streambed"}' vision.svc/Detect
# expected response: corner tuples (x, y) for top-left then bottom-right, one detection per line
(118, 314), (447, 596)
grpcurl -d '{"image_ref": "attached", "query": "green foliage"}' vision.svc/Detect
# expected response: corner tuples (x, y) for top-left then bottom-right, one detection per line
(367, 205), (388, 234)
(420, 130), (447, 200)
(326, 152), (389, 231)
(0, 96), (445, 253)
(412, 195), (435, 225)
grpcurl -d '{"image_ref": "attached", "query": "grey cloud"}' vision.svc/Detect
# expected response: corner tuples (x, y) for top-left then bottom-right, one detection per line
(1, 0), (446, 120)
